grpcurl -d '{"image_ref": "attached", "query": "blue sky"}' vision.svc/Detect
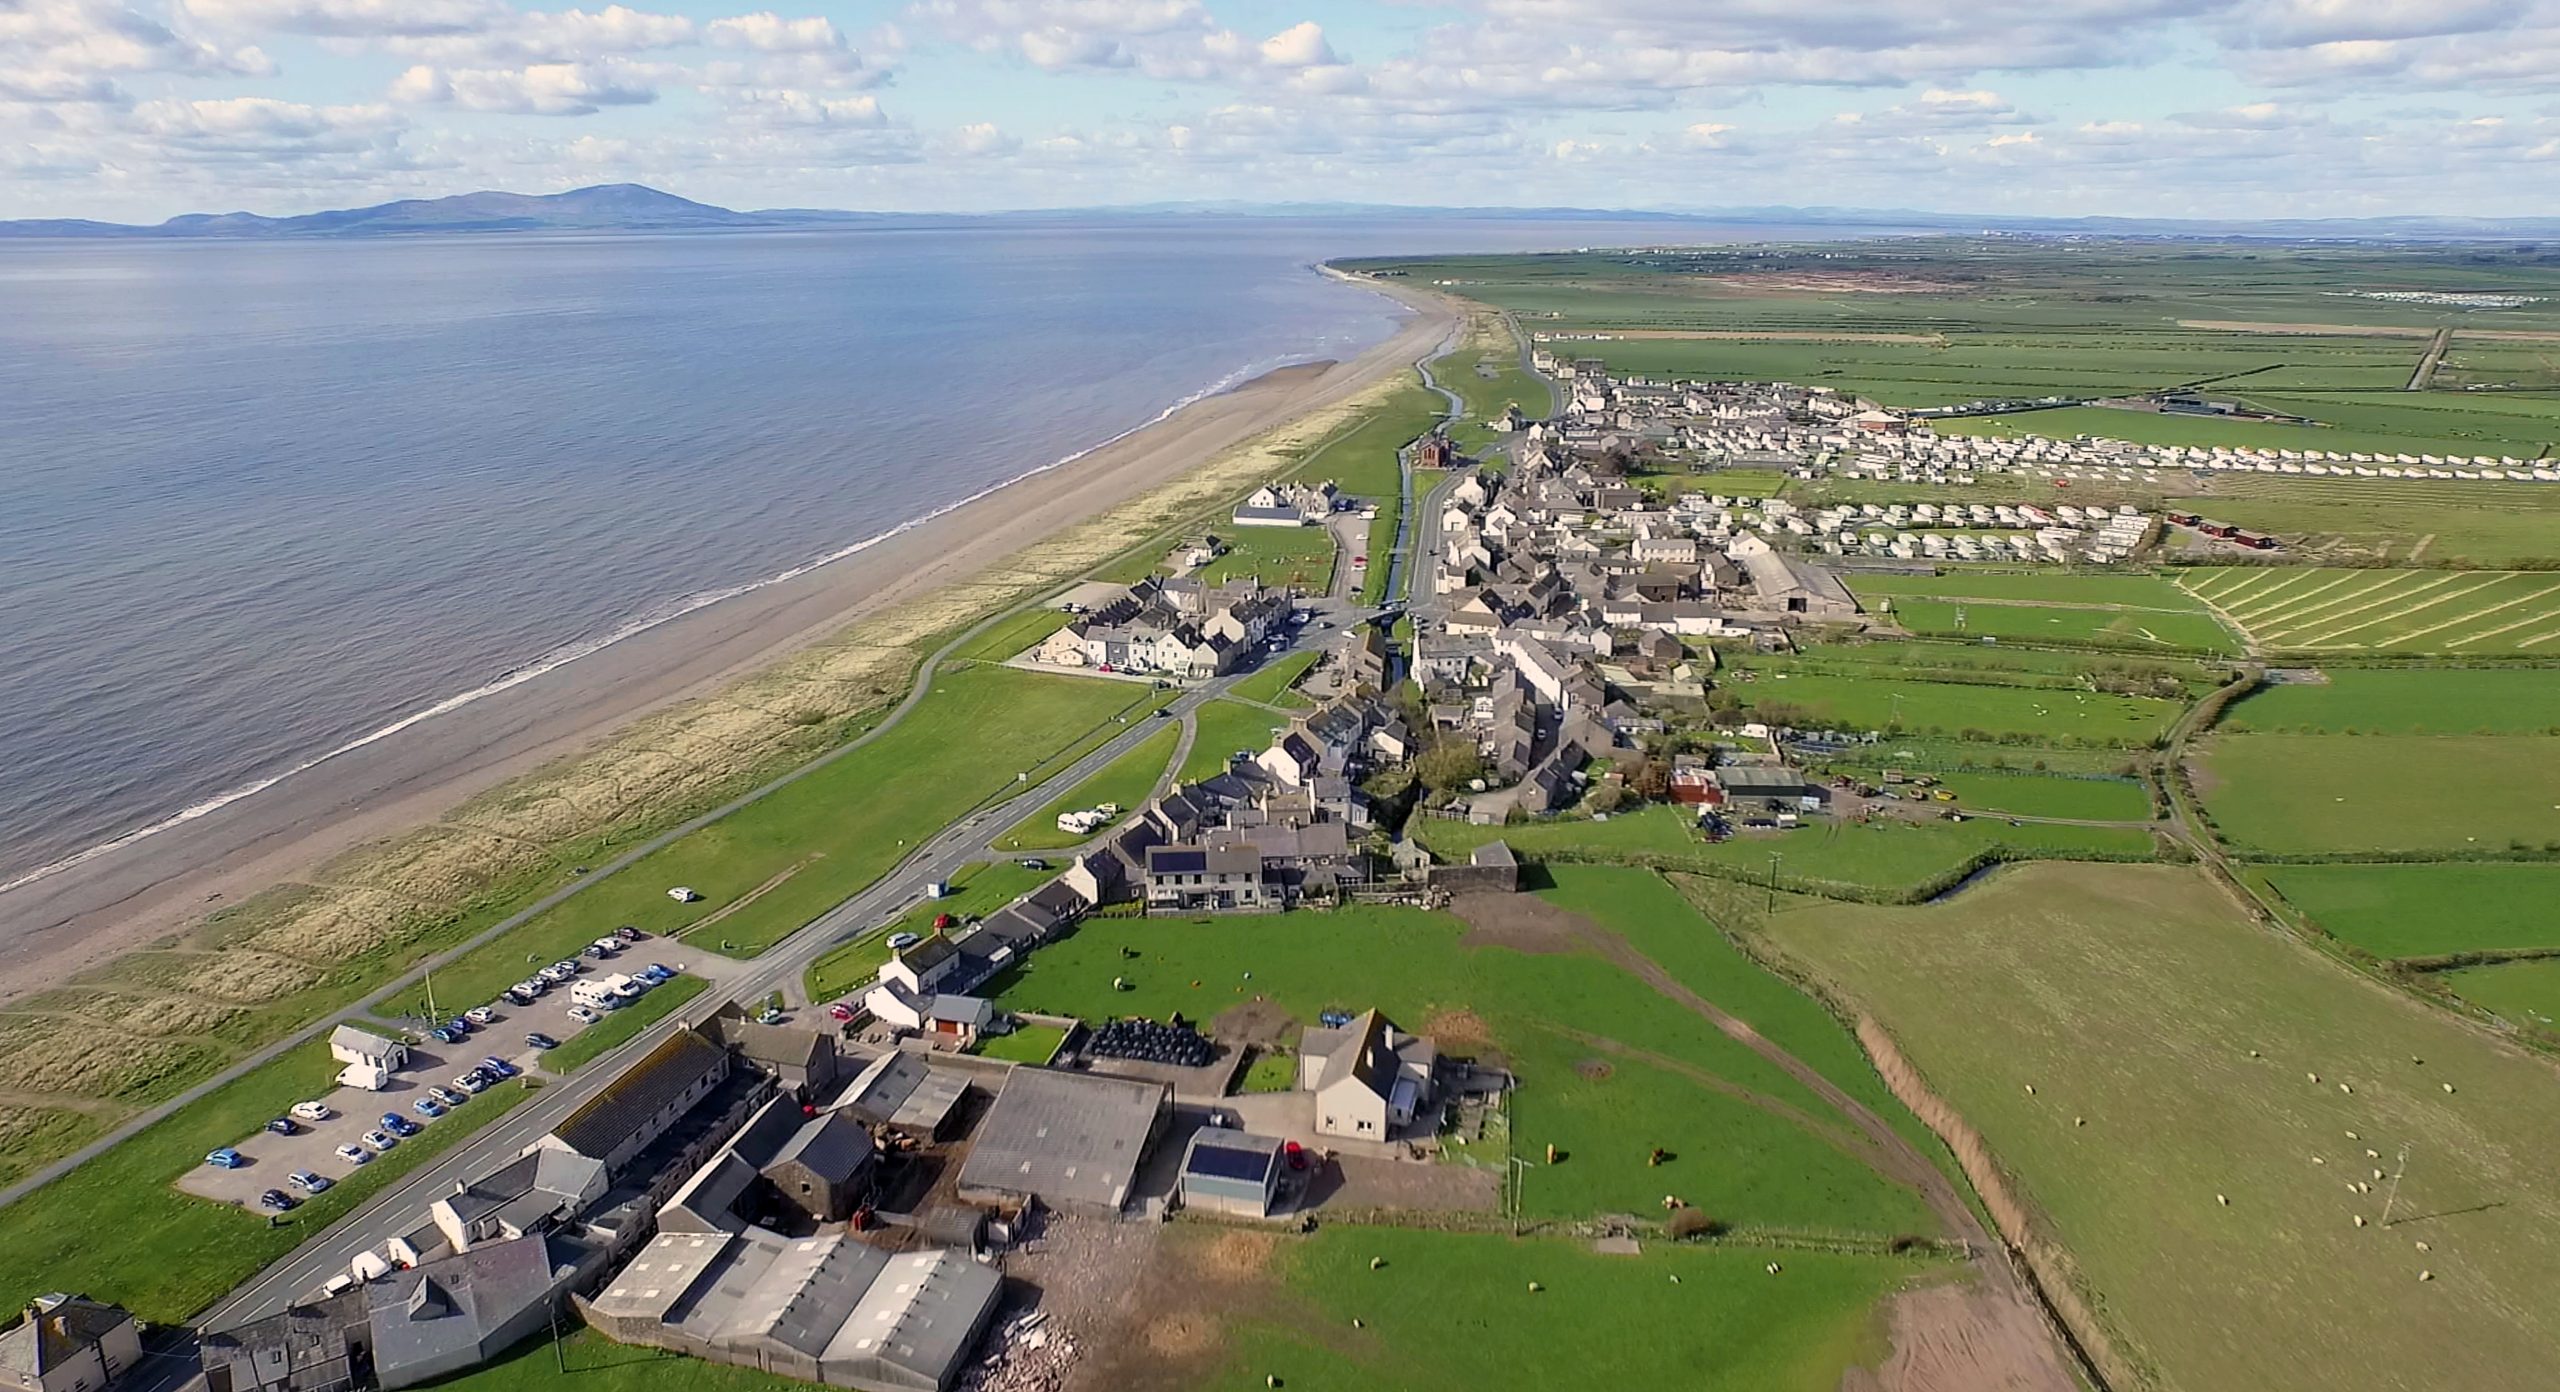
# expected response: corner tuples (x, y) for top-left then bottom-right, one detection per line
(5, 0), (2559, 221)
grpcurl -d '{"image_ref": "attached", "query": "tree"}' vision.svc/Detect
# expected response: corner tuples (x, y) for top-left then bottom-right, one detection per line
(1415, 738), (1486, 792)
(1629, 759), (1672, 801)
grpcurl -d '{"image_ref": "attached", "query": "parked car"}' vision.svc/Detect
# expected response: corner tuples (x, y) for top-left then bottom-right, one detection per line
(380, 1113), (419, 1137)
(481, 1057), (518, 1078)
(614, 925), (644, 943)
(827, 1002), (854, 1023)
(360, 1130), (398, 1153)
(1015, 858), (1049, 871)
(205, 1148), (246, 1169)
(553, 959), (583, 977)
(287, 1169), (333, 1194)
(756, 1006), (785, 1025)
(456, 1072), (491, 1094)
(667, 886), (701, 903)
(427, 1026), (459, 1045)
(887, 931), (922, 951)
(289, 1100), (334, 1123)
(412, 1097), (445, 1119)
(525, 1032), (560, 1050)
(256, 1189), (297, 1212)
(566, 1005), (601, 1025)
(265, 1117), (300, 1136)
(430, 1085), (468, 1107)
(610, 978), (646, 1000)
(581, 943), (609, 959)
(335, 1143), (373, 1166)
(446, 1016), (475, 1034)
(465, 1006), (498, 1026)
(643, 963), (676, 981)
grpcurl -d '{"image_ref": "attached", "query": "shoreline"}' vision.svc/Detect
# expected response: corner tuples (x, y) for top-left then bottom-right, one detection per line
(0, 276), (1458, 1005)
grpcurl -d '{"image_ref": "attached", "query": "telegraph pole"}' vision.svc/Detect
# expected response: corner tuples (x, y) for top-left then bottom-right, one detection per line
(2380, 1143), (2414, 1227)
(1765, 852), (1784, 913)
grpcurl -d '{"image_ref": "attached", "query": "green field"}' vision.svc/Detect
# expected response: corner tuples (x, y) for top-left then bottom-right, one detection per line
(993, 723), (1180, 851)
(2172, 478), (2560, 568)
(1740, 861), (2560, 1392)
(2187, 568), (2560, 654)
(403, 1328), (806, 1392)
(1925, 771), (2152, 821)
(1842, 570), (2240, 653)
(545, 974), (709, 1072)
(378, 666), (1165, 1015)
(1286, 376), (1442, 501)
(1414, 804), (2153, 899)
(1196, 525), (1337, 589)
(970, 1022), (1066, 1063)
(2260, 863), (2560, 958)
(2222, 668), (2560, 734)
(1842, 572), (2216, 609)
(0, 1042), (536, 1321)
(1726, 666), (2186, 744)
(1207, 1225), (1925, 1392)
(987, 874), (1940, 1234)
(951, 606), (1073, 662)
(801, 861), (1053, 1005)
(1226, 649), (1319, 707)
(1179, 699), (1288, 782)
(2196, 734), (2560, 853)
(2443, 958), (2560, 1029)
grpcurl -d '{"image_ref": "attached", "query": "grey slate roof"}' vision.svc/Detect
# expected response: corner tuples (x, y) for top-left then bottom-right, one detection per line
(365, 1236), (558, 1381)
(955, 1066), (1165, 1213)
(550, 1028), (726, 1163)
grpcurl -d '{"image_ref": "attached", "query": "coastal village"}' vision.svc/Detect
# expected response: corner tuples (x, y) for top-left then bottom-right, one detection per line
(15, 341), (2255, 1392)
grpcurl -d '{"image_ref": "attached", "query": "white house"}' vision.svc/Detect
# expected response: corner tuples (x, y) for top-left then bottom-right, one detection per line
(328, 1023), (410, 1091)
(1298, 1010), (1436, 1140)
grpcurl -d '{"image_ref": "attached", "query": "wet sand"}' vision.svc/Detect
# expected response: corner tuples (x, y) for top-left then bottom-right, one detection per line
(0, 278), (1457, 1004)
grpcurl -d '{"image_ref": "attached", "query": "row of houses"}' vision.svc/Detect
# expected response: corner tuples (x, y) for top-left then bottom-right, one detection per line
(1034, 576), (1294, 679)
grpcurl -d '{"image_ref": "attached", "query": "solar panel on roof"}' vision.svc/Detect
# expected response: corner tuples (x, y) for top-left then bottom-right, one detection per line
(1186, 1139), (1277, 1183)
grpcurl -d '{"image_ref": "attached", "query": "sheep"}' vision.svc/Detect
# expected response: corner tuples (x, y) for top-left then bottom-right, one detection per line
(2354, 1215), (2368, 1228)
(2216, 1194), (2230, 1207)
(2418, 1270), (2434, 1283)
(1766, 1262), (1783, 1275)
(2443, 1083), (2457, 1094)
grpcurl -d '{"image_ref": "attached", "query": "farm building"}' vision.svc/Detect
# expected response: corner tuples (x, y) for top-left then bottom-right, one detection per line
(955, 1067), (1169, 1217)
(582, 1230), (1000, 1392)
(829, 1053), (970, 1141)
(1298, 1010), (1437, 1141)
(1177, 1130), (1287, 1218)
(1713, 765), (1824, 818)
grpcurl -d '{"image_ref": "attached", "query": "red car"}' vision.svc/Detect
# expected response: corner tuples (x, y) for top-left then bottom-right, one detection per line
(1283, 1140), (1310, 1171)
(827, 1002), (854, 1023)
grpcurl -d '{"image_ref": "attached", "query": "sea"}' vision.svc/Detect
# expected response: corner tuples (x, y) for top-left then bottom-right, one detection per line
(0, 215), (1849, 891)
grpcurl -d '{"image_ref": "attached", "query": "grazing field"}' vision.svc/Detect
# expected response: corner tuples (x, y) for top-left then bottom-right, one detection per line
(2443, 959), (2560, 1030)
(2222, 668), (2560, 734)
(2195, 734), (2560, 853)
(1726, 665), (2186, 743)
(1842, 572), (2217, 610)
(969, 1022), (1066, 1064)
(988, 887), (1938, 1233)
(993, 723), (1180, 851)
(1415, 804), (2154, 897)
(1206, 1225), (1924, 1392)
(2260, 863), (2560, 958)
(1879, 596), (2239, 652)
(1740, 861), (2560, 1392)
(0, 1042), (535, 1322)
(1178, 699), (1288, 781)
(1283, 375), (1441, 501)
(1925, 771), (2153, 821)
(2186, 567), (2560, 654)
(2171, 478), (2560, 568)
(950, 606), (1073, 662)
(1194, 524), (1336, 589)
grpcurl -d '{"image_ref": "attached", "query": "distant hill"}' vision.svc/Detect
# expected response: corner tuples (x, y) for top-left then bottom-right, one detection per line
(7, 183), (2560, 242)
(0, 184), (897, 239)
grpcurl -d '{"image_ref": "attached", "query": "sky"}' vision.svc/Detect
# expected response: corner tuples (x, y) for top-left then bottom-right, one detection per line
(5, 0), (2560, 222)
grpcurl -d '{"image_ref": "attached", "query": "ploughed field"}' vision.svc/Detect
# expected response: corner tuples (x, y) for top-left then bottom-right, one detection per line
(2186, 567), (2560, 654)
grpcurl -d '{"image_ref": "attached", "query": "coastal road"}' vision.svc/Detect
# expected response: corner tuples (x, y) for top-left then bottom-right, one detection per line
(193, 663), (1255, 1333)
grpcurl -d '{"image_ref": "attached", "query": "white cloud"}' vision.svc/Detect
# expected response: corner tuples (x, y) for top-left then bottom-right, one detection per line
(2, 0), (272, 107)
(390, 59), (657, 113)
(182, 0), (504, 39)
(1256, 20), (1335, 68)
(704, 11), (841, 52)
(717, 86), (882, 126)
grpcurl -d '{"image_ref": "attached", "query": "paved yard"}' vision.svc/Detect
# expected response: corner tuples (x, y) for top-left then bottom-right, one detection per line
(173, 1042), (524, 1208)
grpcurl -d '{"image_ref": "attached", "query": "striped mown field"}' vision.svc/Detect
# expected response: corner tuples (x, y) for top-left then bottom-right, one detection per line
(2182, 567), (2560, 652)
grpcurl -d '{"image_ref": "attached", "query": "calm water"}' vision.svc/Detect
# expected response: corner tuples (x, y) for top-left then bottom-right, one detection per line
(0, 216), (1837, 887)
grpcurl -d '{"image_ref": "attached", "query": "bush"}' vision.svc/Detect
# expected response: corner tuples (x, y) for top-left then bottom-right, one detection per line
(1666, 1209), (1728, 1240)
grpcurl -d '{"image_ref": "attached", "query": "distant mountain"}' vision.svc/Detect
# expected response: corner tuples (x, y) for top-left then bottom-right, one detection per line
(0, 184), (899, 239)
(8, 183), (2560, 242)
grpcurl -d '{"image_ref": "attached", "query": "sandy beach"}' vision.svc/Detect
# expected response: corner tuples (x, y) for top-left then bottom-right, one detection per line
(0, 276), (1458, 1005)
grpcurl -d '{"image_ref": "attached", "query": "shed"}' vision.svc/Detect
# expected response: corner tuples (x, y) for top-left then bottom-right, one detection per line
(1177, 1130), (1286, 1218)
(954, 1067), (1168, 1217)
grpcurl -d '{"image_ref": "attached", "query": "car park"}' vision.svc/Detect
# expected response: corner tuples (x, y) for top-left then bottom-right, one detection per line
(525, 1032), (559, 1050)
(465, 1006), (498, 1026)
(257, 1189), (297, 1212)
(288, 1169), (333, 1194)
(266, 1117), (300, 1136)
(335, 1143), (373, 1165)
(412, 1097), (446, 1118)
(360, 1130), (397, 1153)
(567, 1005), (601, 1025)
(206, 1147), (245, 1169)
(430, 1085), (468, 1107)
(290, 1100), (334, 1123)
